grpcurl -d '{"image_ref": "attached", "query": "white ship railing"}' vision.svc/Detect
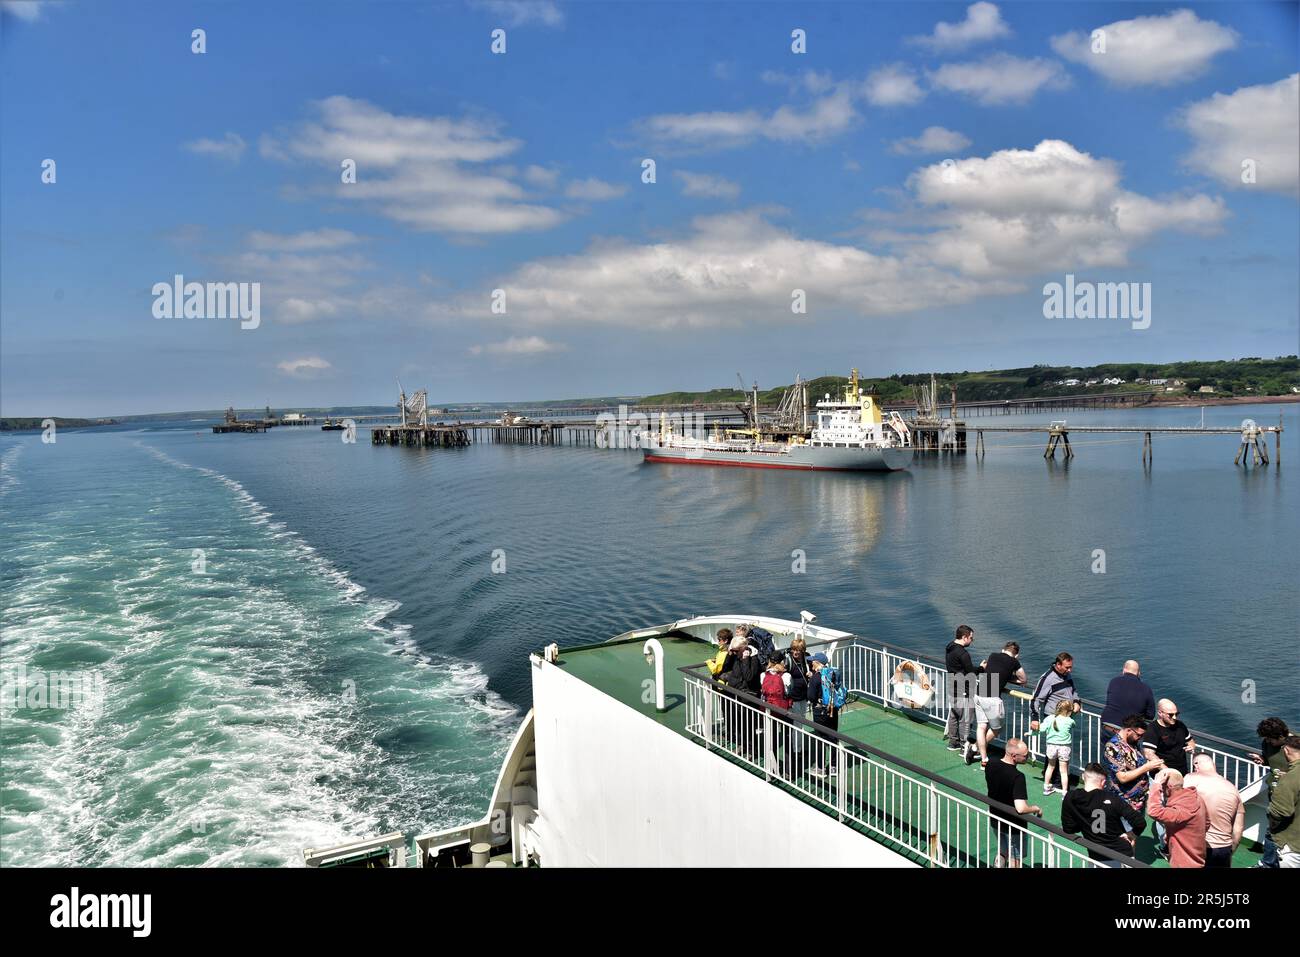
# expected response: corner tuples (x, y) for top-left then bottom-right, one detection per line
(681, 672), (1137, 868)
(824, 638), (1266, 796)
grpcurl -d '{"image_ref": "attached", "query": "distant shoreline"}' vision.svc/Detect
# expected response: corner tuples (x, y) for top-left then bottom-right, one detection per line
(1149, 394), (1299, 408)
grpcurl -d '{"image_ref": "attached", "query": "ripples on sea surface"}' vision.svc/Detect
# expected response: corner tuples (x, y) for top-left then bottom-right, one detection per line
(1, 403), (1296, 865)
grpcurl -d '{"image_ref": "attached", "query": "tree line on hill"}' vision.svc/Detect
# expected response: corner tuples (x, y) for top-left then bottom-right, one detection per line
(638, 357), (1299, 406)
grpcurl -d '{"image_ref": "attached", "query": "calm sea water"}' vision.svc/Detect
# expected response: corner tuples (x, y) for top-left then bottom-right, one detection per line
(2, 403), (1296, 866)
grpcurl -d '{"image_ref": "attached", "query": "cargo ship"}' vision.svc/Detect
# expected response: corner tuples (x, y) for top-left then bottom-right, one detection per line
(643, 370), (913, 471)
(302, 613), (1269, 868)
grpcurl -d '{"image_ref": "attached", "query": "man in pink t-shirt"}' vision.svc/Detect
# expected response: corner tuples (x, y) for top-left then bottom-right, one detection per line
(1184, 753), (1245, 868)
(1147, 768), (1209, 868)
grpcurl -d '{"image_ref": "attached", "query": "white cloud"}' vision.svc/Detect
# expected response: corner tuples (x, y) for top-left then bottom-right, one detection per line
(220, 229), (373, 324)
(891, 126), (972, 155)
(473, 1), (563, 28)
(277, 356), (333, 378)
(432, 209), (1015, 328)
(928, 54), (1070, 105)
(264, 96), (563, 234)
(469, 336), (565, 356)
(523, 164), (560, 189)
(761, 69), (836, 95)
(0, 1), (49, 22)
(1051, 9), (1237, 87)
(674, 171), (741, 200)
(428, 138), (1229, 330)
(1180, 73), (1299, 197)
(910, 2), (1011, 52)
(643, 87), (856, 148)
(905, 139), (1226, 277)
(862, 64), (926, 107)
(246, 228), (362, 252)
(564, 177), (627, 201)
(183, 132), (247, 163)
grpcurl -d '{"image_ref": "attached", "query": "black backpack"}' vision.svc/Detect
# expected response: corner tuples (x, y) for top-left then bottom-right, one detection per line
(746, 626), (776, 661)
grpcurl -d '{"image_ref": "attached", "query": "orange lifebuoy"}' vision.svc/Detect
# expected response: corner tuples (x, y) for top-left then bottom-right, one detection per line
(892, 660), (932, 689)
(891, 660), (933, 707)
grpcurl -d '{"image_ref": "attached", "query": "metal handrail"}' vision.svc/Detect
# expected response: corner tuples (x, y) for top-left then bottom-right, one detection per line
(802, 632), (1257, 753)
(803, 636), (1266, 797)
(682, 663), (1145, 868)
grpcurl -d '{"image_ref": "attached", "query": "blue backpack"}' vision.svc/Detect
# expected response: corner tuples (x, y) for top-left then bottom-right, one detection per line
(819, 665), (847, 710)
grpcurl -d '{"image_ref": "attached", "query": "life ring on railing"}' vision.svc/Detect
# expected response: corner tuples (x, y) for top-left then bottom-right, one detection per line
(891, 660), (934, 708)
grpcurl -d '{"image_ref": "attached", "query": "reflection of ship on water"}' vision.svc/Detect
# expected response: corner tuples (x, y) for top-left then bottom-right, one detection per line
(776, 463), (910, 561)
(644, 370), (913, 472)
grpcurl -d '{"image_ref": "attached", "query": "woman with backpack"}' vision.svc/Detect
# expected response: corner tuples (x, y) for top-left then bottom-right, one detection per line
(807, 653), (845, 780)
(761, 654), (796, 777)
(784, 637), (813, 719)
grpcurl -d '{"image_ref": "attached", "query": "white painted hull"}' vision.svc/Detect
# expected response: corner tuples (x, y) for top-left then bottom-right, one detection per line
(644, 443), (912, 471)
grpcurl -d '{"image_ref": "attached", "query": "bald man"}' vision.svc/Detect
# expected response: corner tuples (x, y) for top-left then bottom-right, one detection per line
(985, 738), (1042, 868)
(1184, 753), (1245, 867)
(1148, 768), (1208, 868)
(1100, 660), (1155, 734)
(1142, 699), (1196, 775)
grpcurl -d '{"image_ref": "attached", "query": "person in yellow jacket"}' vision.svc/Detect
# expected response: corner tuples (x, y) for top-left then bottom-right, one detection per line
(707, 628), (734, 679)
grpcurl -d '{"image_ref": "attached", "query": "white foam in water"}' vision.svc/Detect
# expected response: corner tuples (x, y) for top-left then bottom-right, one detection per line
(0, 443), (23, 497)
(1, 441), (518, 867)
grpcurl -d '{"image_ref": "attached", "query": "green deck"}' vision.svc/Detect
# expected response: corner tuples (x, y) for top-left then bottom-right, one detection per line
(556, 634), (1264, 869)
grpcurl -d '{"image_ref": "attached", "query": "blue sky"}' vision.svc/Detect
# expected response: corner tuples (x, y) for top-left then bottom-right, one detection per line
(2, 0), (1297, 415)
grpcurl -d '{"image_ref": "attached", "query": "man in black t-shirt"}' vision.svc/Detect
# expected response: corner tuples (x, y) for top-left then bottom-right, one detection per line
(985, 738), (1042, 868)
(1061, 763), (1147, 866)
(1141, 698), (1196, 774)
(968, 641), (1026, 768)
(1140, 698), (1196, 854)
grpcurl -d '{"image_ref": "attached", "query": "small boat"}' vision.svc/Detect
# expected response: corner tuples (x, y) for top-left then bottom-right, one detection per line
(321, 418), (347, 431)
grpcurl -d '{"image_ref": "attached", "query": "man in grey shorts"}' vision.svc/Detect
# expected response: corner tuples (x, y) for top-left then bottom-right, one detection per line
(967, 641), (1026, 769)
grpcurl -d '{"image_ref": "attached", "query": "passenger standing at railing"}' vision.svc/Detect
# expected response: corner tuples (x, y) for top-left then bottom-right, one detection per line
(1184, 753), (1245, 868)
(967, 641), (1025, 770)
(1100, 661), (1156, 735)
(721, 636), (762, 696)
(944, 625), (979, 754)
(784, 637), (812, 719)
(807, 654), (841, 781)
(984, 738), (1042, 868)
(1147, 769), (1208, 868)
(1249, 717), (1293, 868)
(1039, 699), (1076, 796)
(1060, 763), (1146, 867)
(1266, 735), (1300, 869)
(1029, 653), (1080, 732)
(707, 629), (734, 680)
(1104, 715), (1164, 814)
(1141, 699), (1196, 775)
(761, 655), (795, 777)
